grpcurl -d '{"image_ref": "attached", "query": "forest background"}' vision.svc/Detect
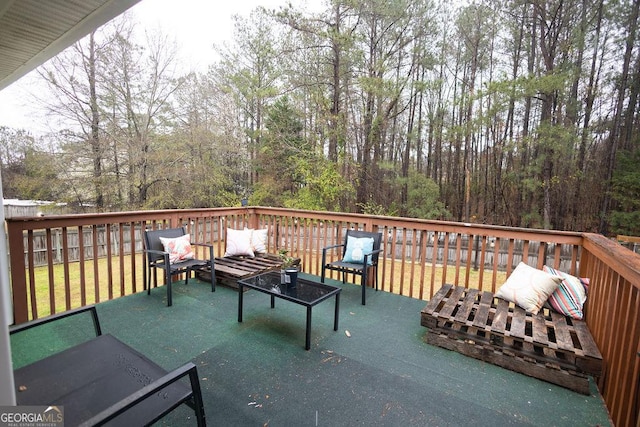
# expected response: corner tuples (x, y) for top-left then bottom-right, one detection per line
(0, 0), (638, 236)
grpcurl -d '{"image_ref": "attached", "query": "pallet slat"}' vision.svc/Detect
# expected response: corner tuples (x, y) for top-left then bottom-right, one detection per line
(491, 298), (510, 334)
(531, 312), (549, 346)
(423, 284), (452, 315)
(454, 288), (479, 324)
(510, 306), (526, 339)
(472, 291), (492, 330)
(439, 286), (466, 320)
(550, 311), (575, 352)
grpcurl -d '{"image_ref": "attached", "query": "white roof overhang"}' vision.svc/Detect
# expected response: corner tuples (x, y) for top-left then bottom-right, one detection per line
(0, 0), (141, 91)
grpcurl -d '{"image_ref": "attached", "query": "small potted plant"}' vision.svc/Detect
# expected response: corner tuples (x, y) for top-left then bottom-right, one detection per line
(278, 249), (296, 268)
(278, 249), (298, 285)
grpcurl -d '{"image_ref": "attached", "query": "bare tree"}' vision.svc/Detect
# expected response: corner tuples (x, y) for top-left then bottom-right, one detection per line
(38, 29), (115, 209)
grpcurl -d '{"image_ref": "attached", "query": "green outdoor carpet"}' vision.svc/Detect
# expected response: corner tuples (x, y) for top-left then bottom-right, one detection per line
(13, 274), (611, 426)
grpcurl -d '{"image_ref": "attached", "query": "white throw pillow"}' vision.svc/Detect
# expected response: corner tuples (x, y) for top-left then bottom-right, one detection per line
(495, 262), (562, 314)
(224, 228), (254, 257)
(245, 227), (268, 253)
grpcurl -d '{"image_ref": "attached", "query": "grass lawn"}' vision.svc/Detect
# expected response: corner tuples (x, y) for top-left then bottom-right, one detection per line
(24, 254), (508, 319)
(27, 254), (145, 319)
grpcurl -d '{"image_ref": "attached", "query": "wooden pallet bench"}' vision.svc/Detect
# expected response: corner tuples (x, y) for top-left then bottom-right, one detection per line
(196, 253), (300, 290)
(420, 284), (603, 395)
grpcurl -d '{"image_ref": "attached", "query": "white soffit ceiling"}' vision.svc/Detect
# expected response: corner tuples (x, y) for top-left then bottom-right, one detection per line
(0, 0), (141, 91)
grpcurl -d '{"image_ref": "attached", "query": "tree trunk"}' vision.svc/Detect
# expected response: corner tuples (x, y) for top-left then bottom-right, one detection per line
(87, 32), (104, 209)
(599, 0), (640, 234)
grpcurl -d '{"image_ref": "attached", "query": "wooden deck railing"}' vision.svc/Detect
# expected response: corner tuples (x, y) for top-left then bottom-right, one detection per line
(5, 207), (639, 426)
(580, 233), (640, 427)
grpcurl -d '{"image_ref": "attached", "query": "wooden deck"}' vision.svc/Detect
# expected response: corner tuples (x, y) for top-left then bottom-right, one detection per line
(11, 276), (610, 426)
(6, 208), (638, 426)
(420, 284), (603, 395)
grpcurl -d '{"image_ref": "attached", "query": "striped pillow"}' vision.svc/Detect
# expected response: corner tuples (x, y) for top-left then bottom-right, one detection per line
(543, 266), (589, 320)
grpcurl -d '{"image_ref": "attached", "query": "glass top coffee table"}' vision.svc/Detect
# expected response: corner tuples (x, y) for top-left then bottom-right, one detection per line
(237, 271), (341, 350)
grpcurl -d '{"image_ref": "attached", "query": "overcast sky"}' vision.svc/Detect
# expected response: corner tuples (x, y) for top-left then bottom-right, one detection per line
(0, 0), (318, 134)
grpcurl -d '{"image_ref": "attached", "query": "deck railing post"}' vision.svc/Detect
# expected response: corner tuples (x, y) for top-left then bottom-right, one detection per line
(247, 207), (259, 230)
(7, 222), (27, 324)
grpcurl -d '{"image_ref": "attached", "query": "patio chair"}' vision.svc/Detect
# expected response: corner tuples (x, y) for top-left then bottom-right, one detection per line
(10, 306), (207, 426)
(321, 229), (383, 305)
(143, 227), (215, 306)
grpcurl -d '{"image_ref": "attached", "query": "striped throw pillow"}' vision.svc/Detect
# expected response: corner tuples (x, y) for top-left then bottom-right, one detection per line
(543, 266), (589, 320)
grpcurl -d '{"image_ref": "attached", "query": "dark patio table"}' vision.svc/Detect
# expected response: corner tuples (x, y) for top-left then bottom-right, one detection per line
(237, 271), (341, 350)
(13, 333), (205, 426)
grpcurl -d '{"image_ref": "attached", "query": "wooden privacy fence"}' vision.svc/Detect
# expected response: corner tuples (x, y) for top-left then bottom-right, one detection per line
(252, 209), (584, 300)
(19, 222), (579, 272)
(18, 225), (142, 266)
(5, 207), (640, 427)
(17, 221), (225, 267)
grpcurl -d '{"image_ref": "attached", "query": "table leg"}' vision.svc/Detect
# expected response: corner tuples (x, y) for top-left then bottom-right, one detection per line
(334, 292), (340, 331)
(271, 295), (275, 308)
(305, 306), (312, 350)
(238, 284), (243, 322)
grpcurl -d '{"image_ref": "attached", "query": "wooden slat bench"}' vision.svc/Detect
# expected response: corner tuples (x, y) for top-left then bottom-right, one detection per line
(196, 253), (300, 290)
(420, 284), (603, 395)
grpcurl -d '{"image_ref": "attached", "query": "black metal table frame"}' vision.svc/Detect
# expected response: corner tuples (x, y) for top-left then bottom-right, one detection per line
(237, 273), (341, 350)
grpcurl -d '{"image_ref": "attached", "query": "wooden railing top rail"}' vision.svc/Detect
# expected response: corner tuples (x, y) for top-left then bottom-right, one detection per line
(583, 233), (640, 288)
(6, 206), (584, 246)
(5, 207), (248, 229)
(6, 205), (583, 236)
(249, 207), (584, 243)
(617, 234), (640, 244)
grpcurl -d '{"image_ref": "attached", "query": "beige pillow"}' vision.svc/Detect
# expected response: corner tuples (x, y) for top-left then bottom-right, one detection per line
(224, 228), (254, 257)
(245, 227), (268, 253)
(495, 262), (562, 314)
